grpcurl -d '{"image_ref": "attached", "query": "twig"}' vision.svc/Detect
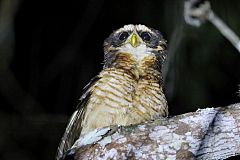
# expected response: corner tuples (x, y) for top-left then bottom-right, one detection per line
(184, 0), (240, 53)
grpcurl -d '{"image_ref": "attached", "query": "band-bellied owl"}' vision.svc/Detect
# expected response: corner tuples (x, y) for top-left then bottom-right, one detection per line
(56, 24), (168, 159)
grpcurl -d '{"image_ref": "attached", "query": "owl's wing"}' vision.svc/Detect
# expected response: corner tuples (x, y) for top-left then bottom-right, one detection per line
(56, 76), (100, 160)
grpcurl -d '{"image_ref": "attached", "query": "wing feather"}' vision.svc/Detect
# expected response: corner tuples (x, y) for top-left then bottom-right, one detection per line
(56, 76), (100, 160)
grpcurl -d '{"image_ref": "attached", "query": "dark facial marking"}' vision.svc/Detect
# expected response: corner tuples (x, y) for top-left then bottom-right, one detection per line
(145, 29), (165, 49)
(104, 30), (132, 48)
(119, 31), (129, 41)
(140, 32), (151, 42)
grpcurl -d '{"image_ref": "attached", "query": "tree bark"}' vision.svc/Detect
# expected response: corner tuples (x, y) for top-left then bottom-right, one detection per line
(65, 103), (240, 160)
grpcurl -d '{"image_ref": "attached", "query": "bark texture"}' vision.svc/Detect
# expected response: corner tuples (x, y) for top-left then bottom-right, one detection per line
(64, 103), (240, 160)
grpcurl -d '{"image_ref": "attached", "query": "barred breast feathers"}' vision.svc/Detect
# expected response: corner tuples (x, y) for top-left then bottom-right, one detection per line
(80, 52), (167, 135)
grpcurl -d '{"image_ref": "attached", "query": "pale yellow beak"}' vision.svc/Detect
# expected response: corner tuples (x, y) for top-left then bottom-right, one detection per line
(129, 33), (140, 48)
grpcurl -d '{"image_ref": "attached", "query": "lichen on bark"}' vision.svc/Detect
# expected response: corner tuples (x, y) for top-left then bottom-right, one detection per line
(64, 103), (240, 160)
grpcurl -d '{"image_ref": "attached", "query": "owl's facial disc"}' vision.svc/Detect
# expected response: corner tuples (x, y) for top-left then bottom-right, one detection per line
(104, 24), (167, 61)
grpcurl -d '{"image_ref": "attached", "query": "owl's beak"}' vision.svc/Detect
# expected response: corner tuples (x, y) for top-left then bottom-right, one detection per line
(129, 34), (140, 48)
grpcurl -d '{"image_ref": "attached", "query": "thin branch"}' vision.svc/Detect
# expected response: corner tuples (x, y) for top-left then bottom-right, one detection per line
(184, 0), (240, 53)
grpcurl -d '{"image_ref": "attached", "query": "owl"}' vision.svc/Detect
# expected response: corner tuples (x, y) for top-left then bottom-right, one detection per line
(56, 24), (168, 160)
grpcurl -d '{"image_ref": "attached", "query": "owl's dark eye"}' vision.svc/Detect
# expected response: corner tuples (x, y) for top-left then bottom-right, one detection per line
(140, 32), (151, 41)
(119, 32), (129, 41)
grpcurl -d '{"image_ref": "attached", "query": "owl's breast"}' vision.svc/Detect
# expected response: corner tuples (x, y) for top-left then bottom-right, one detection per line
(80, 68), (136, 135)
(80, 53), (167, 135)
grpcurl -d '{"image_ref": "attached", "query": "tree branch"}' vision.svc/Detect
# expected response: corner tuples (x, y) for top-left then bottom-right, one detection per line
(64, 103), (240, 160)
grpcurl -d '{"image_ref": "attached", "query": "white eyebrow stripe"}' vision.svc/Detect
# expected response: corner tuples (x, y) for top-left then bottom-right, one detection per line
(115, 24), (135, 34)
(123, 24), (135, 31)
(136, 24), (154, 34)
(115, 24), (155, 35)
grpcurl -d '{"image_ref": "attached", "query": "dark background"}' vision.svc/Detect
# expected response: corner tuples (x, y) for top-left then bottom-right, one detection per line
(0, 0), (239, 159)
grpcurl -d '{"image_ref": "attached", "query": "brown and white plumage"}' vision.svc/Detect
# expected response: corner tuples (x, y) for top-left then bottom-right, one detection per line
(56, 24), (168, 160)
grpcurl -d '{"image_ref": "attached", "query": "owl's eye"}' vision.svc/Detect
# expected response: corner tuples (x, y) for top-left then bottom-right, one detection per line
(119, 32), (129, 41)
(140, 32), (151, 41)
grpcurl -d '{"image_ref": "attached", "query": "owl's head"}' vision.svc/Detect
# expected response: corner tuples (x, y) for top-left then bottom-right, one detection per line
(103, 24), (167, 67)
